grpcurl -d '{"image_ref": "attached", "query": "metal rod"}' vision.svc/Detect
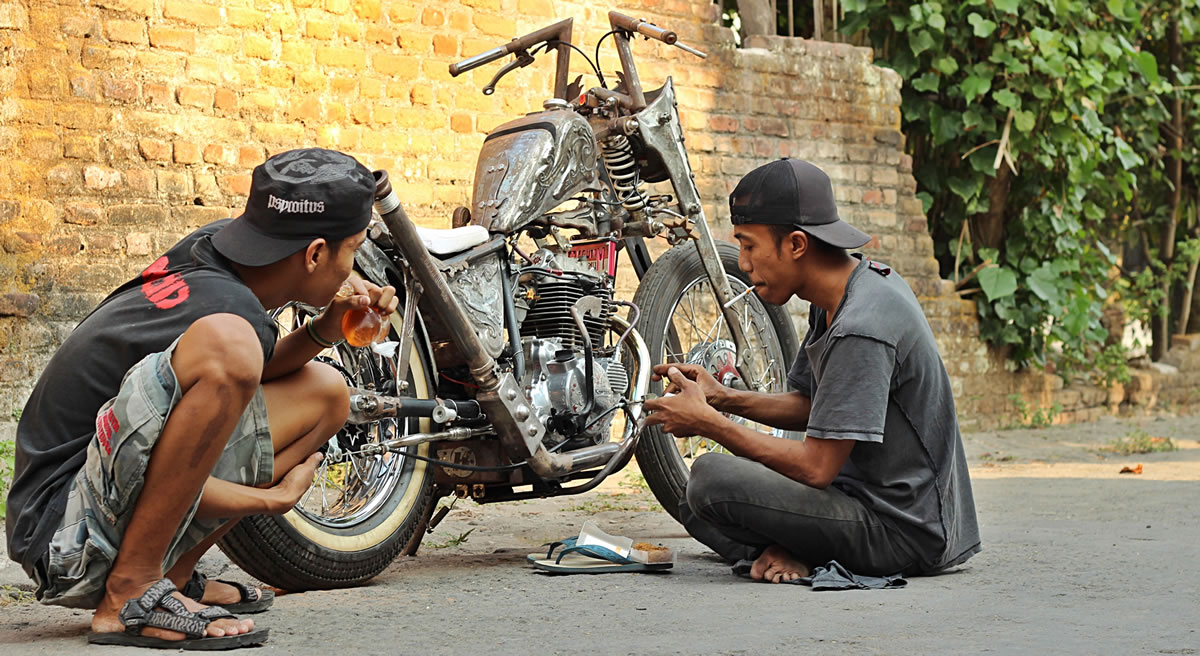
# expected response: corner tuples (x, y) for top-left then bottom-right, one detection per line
(613, 31), (647, 110)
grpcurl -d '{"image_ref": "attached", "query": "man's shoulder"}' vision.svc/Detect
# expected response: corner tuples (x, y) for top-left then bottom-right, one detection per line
(835, 260), (925, 343)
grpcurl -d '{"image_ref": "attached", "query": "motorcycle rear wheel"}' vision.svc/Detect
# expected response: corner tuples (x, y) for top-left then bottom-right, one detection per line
(631, 241), (799, 521)
(217, 297), (438, 591)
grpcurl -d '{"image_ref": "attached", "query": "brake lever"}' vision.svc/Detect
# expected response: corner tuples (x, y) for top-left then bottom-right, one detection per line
(483, 50), (536, 96)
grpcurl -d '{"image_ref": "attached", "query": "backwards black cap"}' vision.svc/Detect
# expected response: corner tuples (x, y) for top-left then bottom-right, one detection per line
(213, 148), (374, 266)
(729, 158), (871, 250)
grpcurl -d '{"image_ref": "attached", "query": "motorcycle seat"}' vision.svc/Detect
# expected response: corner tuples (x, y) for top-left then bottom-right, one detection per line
(415, 224), (490, 255)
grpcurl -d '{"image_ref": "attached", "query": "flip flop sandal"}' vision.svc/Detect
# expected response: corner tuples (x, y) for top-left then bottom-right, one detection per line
(531, 544), (674, 575)
(182, 571), (275, 614)
(525, 537), (579, 565)
(87, 578), (270, 650)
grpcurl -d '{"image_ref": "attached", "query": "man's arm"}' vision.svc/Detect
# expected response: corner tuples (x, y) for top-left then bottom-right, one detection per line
(650, 363), (812, 431)
(644, 367), (852, 488)
(260, 313), (340, 383)
(717, 388), (812, 432)
(193, 453), (322, 519)
(261, 278), (398, 382)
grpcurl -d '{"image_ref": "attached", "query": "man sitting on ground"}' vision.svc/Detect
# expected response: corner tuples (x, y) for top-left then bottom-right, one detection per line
(5, 148), (396, 648)
(643, 158), (980, 583)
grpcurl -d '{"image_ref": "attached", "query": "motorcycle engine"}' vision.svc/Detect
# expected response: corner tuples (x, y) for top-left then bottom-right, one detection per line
(515, 248), (625, 450)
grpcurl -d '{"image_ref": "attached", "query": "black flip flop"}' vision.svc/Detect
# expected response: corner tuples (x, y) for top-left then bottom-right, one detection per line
(87, 578), (269, 650)
(182, 571), (275, 614)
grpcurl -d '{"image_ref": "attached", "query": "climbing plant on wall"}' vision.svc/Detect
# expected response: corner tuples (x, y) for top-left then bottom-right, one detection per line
(841, 0), (1199, 380)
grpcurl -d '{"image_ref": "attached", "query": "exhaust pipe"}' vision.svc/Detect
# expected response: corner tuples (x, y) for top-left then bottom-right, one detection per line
(372, 170), (574, 477)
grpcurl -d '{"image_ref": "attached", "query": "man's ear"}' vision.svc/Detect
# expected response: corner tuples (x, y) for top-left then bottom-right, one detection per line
(787, 229), (809, 261)
(302, 238), (330, 273)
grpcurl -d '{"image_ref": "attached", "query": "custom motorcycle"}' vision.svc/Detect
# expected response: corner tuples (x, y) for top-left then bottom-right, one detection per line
(219, 10), (798, 590)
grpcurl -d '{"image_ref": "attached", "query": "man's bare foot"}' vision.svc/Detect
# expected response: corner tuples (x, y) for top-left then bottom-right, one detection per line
(749, 545), (810, 583)
(198, 579), (259, 607)
(91, 574), (254, 641)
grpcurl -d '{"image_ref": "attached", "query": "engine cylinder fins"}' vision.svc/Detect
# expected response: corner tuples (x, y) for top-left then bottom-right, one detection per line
(519, 278), (614, 351)
(599, 359), (629, 398)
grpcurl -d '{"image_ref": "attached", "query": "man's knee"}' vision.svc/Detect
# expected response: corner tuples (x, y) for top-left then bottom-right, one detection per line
(306, 360), (350, 422)
(685, 452), (739, 511)
(175, 314), (264, 393)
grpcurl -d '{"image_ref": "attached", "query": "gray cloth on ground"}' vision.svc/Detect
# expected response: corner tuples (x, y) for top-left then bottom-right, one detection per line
(731, 559), (907, 590)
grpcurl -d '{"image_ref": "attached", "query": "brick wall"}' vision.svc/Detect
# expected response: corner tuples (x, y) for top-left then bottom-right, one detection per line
(0, 0), (1192, 442)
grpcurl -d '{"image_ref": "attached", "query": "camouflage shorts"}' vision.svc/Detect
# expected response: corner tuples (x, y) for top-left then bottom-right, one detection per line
(36, 336), (274, 609)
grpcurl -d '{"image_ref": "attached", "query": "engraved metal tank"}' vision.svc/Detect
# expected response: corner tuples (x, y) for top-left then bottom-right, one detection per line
(470, 99), (600, 233)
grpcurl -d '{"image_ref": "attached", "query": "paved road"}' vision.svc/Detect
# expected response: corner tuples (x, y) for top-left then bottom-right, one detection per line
(2, 417), (1198, 655)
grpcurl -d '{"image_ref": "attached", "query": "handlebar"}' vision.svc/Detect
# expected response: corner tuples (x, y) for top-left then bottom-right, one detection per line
(608, 11), (676, 45)
(447, 11), (706, 100)
(449, 18), (574, 77)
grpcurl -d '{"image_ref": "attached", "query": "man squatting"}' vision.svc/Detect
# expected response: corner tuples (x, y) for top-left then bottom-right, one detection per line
(643, 158), (981, 583)
(5, 148), (394, 649)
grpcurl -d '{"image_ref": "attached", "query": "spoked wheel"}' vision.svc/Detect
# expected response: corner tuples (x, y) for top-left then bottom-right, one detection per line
(218, 281), (438, 591)
(630, 242), (798, 522)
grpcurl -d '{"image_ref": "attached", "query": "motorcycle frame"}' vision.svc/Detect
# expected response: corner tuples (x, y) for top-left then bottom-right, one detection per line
(360, 11), (755, 488)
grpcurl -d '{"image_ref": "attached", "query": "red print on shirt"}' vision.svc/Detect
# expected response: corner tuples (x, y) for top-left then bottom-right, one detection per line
(140, 256), (189, 310)
(95, 407), (119, 455)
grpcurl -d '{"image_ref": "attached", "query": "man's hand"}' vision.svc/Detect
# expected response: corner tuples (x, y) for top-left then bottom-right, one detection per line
(270, 453), (323, 513)
(642, 367), (725, 438)
(651, 363), (727, 410)
(313, 277), (399, 340)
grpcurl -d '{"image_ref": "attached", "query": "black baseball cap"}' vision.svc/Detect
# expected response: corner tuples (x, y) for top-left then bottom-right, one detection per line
(213, 148), (375, 266)
(729, 158), (871, 250)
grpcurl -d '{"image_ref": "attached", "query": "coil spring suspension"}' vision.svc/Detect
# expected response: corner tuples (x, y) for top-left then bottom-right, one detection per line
(601, 134), (649, 214)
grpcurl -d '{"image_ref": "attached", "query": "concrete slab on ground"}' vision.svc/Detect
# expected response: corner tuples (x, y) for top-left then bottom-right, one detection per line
(1, 416), (1198, 654)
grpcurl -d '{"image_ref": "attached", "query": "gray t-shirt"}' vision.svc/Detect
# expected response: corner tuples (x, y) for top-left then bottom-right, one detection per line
(787, 255), (980, 573)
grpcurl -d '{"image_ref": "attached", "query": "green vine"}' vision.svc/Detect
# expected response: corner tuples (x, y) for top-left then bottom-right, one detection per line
(841, 0), (1199, 380)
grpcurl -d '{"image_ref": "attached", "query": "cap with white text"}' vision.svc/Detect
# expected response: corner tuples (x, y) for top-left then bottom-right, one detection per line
(212, 148), (374, 266)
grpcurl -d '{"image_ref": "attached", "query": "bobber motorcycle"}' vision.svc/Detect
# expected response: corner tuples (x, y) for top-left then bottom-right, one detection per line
(218, 10), (798, 590)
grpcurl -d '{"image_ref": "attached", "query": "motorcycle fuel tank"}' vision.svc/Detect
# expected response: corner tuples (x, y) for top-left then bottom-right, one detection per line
(470, 101), (600, 233)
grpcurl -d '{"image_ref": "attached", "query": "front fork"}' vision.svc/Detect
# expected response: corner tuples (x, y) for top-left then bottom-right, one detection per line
(634, 79), (754, 373)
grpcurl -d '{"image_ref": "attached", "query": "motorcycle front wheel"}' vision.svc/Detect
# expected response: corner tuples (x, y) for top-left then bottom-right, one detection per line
(630, 241), (799, 522)
(218, 292), (438, 591)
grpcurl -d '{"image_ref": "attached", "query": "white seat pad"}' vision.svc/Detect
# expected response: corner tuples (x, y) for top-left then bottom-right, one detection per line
(415, 225), (490, 255)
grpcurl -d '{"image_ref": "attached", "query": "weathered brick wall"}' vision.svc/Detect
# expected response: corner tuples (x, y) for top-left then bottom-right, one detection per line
(0, 0), (1191, 444)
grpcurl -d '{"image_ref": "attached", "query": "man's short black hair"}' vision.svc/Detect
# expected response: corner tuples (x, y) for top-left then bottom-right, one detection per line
(767, 224), (843, 256)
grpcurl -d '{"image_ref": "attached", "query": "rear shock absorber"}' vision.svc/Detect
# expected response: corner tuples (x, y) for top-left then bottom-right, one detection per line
(601, 134), (650, 217)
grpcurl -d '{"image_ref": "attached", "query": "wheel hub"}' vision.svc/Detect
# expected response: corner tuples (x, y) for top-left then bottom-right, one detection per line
(685, 339), (740, 387)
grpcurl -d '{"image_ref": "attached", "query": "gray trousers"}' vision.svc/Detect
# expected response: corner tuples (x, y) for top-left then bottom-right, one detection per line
(679, 453), (919, 576)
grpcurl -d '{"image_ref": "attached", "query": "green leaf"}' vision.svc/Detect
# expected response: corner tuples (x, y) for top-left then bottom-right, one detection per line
(1029, 265), (1062, 304)
(993, 88), (1021, 109)
(933, 56), (958, 75)
(967, 13), (997, 38)
(1114, 137), (1143, 169)
(917, 191), (934, 214)
(979, 266), (1018, 301)
(947, 175), (981, 202)
(909, 29), (936, 56)
(913, 72), (941, 92)
(1134, 51), (1160, 85)
(1014, 109), (1036, 132)
(961, 75), (991, 104)
(1105, 0), (1126, 19)
(929, 104), (961, 144)
(993, 0), (1019, 13)
(927, 12), (946, 31)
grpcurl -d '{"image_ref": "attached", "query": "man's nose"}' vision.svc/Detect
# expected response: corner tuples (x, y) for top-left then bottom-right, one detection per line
(737, 251), (751, 273)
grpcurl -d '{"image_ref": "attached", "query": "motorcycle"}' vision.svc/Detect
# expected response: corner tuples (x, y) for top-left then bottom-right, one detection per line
(218, 10), (799, 590)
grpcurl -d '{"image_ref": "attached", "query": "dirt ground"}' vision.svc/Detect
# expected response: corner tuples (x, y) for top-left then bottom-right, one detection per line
(2, 414), (1198, 655)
